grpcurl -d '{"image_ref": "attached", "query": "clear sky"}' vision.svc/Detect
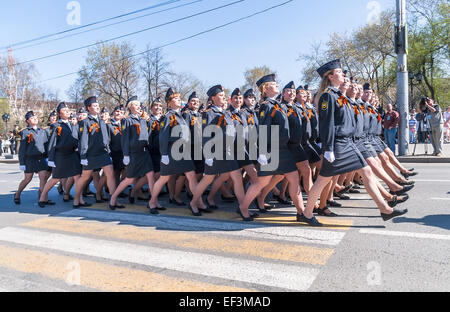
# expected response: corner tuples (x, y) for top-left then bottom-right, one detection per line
(1, 0), (395, 98)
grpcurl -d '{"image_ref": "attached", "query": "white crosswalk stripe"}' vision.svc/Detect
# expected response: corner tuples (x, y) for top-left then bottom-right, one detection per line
(0, 226), (321, 291)
(60, 209), (347, 246)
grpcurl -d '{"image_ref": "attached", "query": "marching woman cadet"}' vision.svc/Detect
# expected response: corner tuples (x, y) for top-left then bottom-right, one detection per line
(74, 96), (117, 208)
(109, 96), (155, 211)
(303, 60), (408, 225)
(148, 88), (205, 215)
(44, 110), (59, 185)
(237, 75), (306, 221)
(182, 92), (204, 184)
(38, 102), (82, 207)
(362, 86), (413, 186)
(108, 105), (126, 190)
(189, 85), (247, 217)
(149, 97), (163, 176)
(14, 111), (52, 205)
(348, 83), (409, 207)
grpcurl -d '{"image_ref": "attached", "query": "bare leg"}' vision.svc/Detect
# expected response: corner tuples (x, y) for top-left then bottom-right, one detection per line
(238, 176), (272, 218)
(39, 178), (60, 202)
(190, 174), (215, 211)
(207, 173), (229, 205)
(358, 166), (394, 214)
(38, 170), (49, 194)
(285, 171), (305, 215)
(366, 157), (403, 191)
(149, 175), (171, 209)
(110, 177), (136, 206)
(16, 173), (34, 199)
(296, 160), (313, 194)
(304, 175), (333, 219)
(75, 170), (93, 205)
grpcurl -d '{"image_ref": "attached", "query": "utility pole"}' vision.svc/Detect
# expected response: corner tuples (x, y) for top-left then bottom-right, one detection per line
(395, 0), (409, 156)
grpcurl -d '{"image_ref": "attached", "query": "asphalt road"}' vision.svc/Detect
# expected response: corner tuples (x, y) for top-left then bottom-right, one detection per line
(0, 162), (448, 292)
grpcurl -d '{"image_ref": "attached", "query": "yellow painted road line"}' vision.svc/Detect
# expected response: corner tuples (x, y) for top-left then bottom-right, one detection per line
(22, 217), (335, 265)
(87, 203), (353, 230)
(0, 244), (252, 292)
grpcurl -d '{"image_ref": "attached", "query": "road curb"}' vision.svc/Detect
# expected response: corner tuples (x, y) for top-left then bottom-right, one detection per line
(398, 156), (450, 163)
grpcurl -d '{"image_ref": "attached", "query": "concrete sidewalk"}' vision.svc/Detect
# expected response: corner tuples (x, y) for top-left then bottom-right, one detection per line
(397, 142), (450, 163)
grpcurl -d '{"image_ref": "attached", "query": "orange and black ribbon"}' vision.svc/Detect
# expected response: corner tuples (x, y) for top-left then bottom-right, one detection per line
(114, 126), (121, 136)
(377, 113), (382, 122)
(152, 121), (160, 131)
(231, 114), (243, 125)
(89, 123), (99, 133)
(169, 115), (178, 127)
(190, 116), (198, 127)
(353, 105), (360, 116)
(27, 133), (34, 143)
(247, 114), (255, 125)
(270, 104), (284, 118)
(359, 105), (367, 114)
(134, 124), (141, 135)
(217, 115), (226, 128)
(287, 107), (297, 118)
(57, 126), (62, 136)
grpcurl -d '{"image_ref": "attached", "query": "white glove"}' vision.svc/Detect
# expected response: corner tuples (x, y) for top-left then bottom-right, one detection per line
(205, 159), (214, 167)
(161, 155), (170, 165)
(45, 158), (49, 163)
(317, 143), (322, 149)
(258, 154), (268, 166)
(123, 156), (130, 166)
(19, 165), (26, 171)
(48, 161), (56, 168)
(226, 126), (236, 137)
(324, 151), (335, 163)
(81, 159), (88, 166)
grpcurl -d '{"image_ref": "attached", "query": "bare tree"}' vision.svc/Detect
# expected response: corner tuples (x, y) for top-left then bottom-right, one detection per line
(77, 42), (139, 109)
(242, 66), (276, 98)
(162, 71), (204, 104)
(140, 45), (171, 104)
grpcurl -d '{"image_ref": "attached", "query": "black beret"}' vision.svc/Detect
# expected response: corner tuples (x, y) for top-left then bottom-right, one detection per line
(77, 107), (87, 114)
(304, 84), (309, 91)
(126, 96), (138, 106)
(188, 92), (198, 102)
(70, 113), (77, 119)
(296, 85), (304, 93)
(283, 81), (295, 90)
(256, 74), (276, 87)
(113, 105), (125, 112)
(207, 85), (224, 98)
(316, 59), (342, 78)
(57, 102), (68, 112)
(165, 88), (180, 103)
(151, 97), (162, 106)
(343, 70), (349, 77)
(363, 83), (372, 91)
(49, 110), (58, 117)
(25, 111), (36, 121)
(101, 107), (110, 113)
(231, 88), (241, 98)
(84, 96), (97, 107)
(244, 89), (255, 98)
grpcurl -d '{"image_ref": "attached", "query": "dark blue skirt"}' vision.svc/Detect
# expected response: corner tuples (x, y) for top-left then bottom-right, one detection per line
(320, 137), (367, 177)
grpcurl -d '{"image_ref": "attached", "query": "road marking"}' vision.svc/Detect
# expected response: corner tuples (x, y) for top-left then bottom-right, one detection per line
(82, 203), (354, 230)
(430, 198), (450, 201)
(59, 209), (347, 246)
(0, 244), (251, 292)
(359, 229), (450, 241)
(22, 217), (334, 265)
(413, 180), (450, 183)
(0, 227), (320, 291)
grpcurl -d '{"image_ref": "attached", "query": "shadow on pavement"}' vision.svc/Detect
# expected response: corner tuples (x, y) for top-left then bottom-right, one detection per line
(393, 214), (450, 231)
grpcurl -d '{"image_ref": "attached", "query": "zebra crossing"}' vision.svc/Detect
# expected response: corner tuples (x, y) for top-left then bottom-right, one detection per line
(0, 207), (353, 292)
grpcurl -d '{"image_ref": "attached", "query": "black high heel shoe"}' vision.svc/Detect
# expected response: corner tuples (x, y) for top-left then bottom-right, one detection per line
(381, 208), (408, 221)
(147, 204), (159, 215)
(317, 207), (338, 217)
(63, 194), (74, 202)
(188, 204), (202, 217)
(169, 198), (186, 206)
(236, 209), (254, 222)
(253, 199), (268, 213)
(14, 195), (20, 205)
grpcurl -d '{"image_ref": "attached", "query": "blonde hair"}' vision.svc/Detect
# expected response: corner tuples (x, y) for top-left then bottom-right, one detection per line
(258, 82), (269, 103)
(315, 69), (335, 108)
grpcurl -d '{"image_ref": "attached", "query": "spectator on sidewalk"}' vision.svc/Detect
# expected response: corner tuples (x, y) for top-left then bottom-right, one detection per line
(444, 107), (450, 143)
(422, 97), (444, 156)
(409, 111), (417, 144)
(8, 131), (15, 154)
(13, 125), (21, 155)
(383, 103), (399, 154)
